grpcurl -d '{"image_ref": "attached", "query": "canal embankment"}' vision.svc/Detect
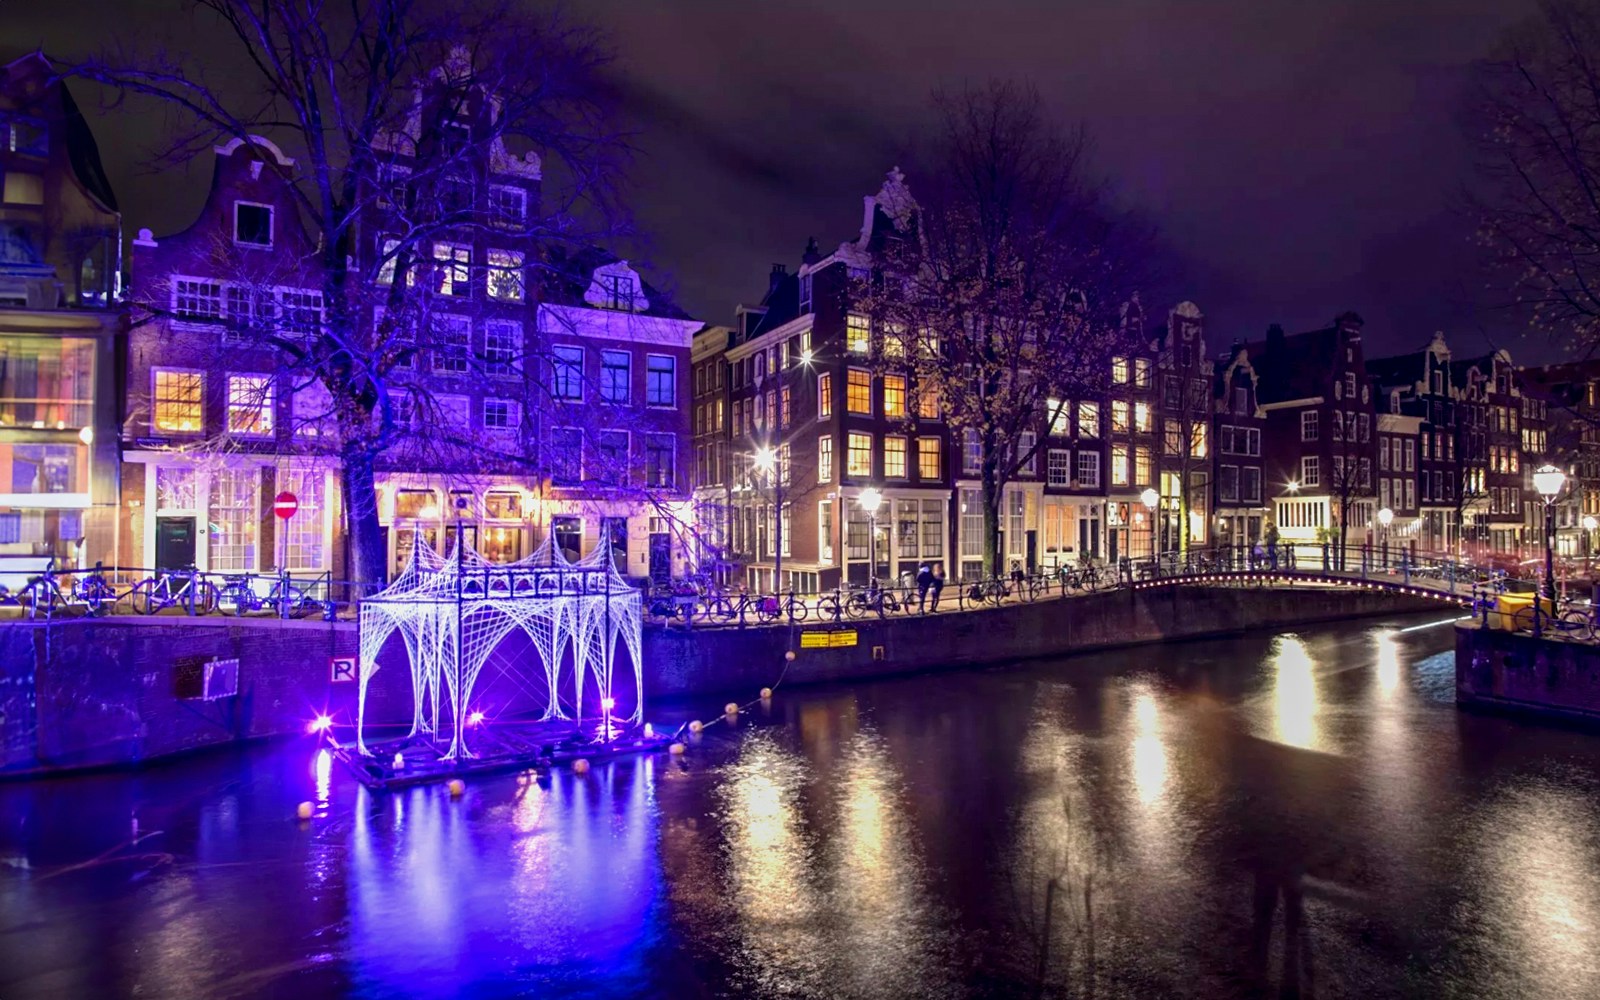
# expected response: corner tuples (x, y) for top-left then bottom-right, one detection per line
(1456, 622), (1600, 723)
(0, 583), (1445, 775)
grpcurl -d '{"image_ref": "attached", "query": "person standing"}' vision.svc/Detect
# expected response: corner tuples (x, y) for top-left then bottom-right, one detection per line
(930, 563), (946, 611)
(915, 562), (934, 613)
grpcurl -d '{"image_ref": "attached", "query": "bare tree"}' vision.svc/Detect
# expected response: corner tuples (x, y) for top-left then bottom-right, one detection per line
(1325, 411), (1375, 568)
(1471, 0), (1600, 358)
(861, 80), (1152, 576)
(67, 0), (628, 587)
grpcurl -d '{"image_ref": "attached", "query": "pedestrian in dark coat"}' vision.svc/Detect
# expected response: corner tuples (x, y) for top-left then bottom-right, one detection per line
(915, 562), (934, 613)
(930, 563), (946, 611)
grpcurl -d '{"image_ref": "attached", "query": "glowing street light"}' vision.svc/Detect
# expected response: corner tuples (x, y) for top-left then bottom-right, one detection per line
(858, 488), (883, 583)
(1377, 506), (1393, 569)
(1286, 480), (1300, 493)
(1140, 488), (1159, 558)
(1534, 464), (1567, 601)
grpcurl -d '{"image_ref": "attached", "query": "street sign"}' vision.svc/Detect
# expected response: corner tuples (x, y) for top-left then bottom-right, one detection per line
(273, 491), (299, 519)
(800, 630), (858, 649)
(330, 656), (357, 683)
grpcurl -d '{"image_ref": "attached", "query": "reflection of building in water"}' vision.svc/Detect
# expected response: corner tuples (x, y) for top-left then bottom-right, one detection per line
(0, 54), (122, 576)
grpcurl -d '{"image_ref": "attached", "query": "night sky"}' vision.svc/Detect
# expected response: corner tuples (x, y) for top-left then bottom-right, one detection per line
(9, 0), (1540, 359)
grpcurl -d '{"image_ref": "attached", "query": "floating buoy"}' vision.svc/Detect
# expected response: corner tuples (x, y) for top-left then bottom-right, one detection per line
(668, 742), (686, 755)
(447, 779), (465, 797)
(724, 702), (739, 715)
(643, 722), (654, 738)
(784, 650), (796, 662)
(689, 720), (704, 733)
(392, 752), (406, 770)
(760, 687), (773, 700)
(573, 758), (591, 774)
(296, 801), (313, 821)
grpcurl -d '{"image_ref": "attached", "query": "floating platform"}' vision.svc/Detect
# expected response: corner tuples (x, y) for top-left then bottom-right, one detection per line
(325, 718), (674, 791)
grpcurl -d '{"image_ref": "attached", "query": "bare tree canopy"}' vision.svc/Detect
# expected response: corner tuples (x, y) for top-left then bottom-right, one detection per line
(62, 0), (631, 587)
(862, 79), (1155, 574)
(1472, 0), (1600, 358)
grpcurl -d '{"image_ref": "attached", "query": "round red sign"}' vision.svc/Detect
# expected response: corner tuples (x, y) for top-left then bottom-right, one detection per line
(273, 491), (299, 519)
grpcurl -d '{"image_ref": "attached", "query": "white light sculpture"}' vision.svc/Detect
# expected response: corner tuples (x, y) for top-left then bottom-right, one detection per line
(355, 525), (643, 760)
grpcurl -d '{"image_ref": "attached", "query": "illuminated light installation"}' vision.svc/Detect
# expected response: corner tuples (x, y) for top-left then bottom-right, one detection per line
(355, 526), (644, 760)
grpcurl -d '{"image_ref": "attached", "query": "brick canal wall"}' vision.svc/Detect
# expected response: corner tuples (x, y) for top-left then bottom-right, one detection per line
(1456, 624), (1600, 722)
(0, 584), (1443, 775)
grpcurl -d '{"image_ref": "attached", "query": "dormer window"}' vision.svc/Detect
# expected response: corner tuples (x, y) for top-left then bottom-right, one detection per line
(489, 185), (526, 228)
(4, 116), (47, 157)
(234, 202), (273, 247)
(799, 272), (813, 313)
(601, 273), (637, 310)
(585, 262), (646, 311)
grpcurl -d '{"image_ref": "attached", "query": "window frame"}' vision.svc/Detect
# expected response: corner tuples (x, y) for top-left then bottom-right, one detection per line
(645, 354), (677, 408)
(233, 200), (275, 248)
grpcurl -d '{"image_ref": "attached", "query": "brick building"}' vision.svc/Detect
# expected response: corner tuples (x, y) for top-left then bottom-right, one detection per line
(0, 54), (122, 580)
(1212, 342), (1267, 547)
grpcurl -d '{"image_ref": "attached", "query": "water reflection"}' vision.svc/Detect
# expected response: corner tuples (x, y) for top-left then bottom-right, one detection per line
(1269, 634), (1322, 751)
(1131, 688), (1168, 805)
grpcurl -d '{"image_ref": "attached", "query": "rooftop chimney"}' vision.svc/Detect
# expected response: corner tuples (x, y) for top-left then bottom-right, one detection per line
(768, 263), (787, 297)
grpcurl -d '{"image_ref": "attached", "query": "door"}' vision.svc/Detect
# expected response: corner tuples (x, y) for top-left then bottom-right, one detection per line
(155, 516), (196, 571)
(1025, 530), (1038, 573)
(648, 532), (671, 583)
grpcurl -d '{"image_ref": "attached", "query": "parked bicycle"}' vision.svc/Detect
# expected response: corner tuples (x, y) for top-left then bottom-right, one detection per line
(215, 572), (319, 618)
(847, 580), (904, 619)
(130, 568), (217, 615)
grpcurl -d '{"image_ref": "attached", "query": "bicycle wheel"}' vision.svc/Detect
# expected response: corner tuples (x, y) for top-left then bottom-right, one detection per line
(755, 597), (779, 624)
(1560, 609), (1595, 641)
(81, 577), (114, 614)
(1512, 605), (1538, 633)
(845, 594), (869, 620)
(817, 596), (841, 621)
(787, 600), (809, 623)
(131, 580), (161, 615)
(193, 581), (219, 615)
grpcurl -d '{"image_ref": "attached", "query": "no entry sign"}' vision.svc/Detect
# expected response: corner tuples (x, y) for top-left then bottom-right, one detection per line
(274, 491), (299, 519)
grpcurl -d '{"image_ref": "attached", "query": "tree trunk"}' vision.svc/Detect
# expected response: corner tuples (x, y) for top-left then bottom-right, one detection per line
(341, 443), (386, 596)
(982, 457), (1002, 578)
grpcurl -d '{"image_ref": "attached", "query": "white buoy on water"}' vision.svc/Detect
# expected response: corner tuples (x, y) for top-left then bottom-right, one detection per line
(447, 779), (465, 797)
(573, 758), (591, 774)
(296, 801), (313, 821)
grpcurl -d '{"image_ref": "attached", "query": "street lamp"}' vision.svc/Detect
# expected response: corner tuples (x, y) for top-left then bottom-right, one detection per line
(1140, 487), (1159, 560)
(858, 487), (883, 585)
(1533, 463), (1567, 601)
(1584, 514), (1598, 574)
(1377, 506), (1393, 569)
(751, 446), (780, 593)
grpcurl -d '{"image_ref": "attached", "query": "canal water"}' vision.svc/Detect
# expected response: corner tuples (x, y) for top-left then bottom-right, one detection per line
(3, 615), (1600, 999)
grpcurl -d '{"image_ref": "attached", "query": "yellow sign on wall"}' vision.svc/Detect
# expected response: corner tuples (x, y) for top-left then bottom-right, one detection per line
(800, 630), (858, 649)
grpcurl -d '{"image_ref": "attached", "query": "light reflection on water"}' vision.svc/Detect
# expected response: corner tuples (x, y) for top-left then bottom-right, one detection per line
(4, 617), (1600, 999)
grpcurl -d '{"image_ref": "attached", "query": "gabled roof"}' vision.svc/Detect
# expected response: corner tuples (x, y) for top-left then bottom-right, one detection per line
(1241, 325), (1341, 403)
(1365, 349), (1427, 392)
(537, 245), (694, 321)
(2, 52), (118, 214)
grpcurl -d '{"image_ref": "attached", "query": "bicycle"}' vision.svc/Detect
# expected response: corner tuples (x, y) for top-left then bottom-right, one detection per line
(10, 559), (65, 620)
(816, 589), (845, 622)
(847, 581), (903, 619)
(71, 562), (118, 614)
(965, 578), (1009, 606)
(216, 572), (318, 618)
(1512, 600), (1594, 640)
(130, 568), (218, 615)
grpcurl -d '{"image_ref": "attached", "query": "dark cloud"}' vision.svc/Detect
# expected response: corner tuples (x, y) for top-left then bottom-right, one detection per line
(7, 0), (1545, 358)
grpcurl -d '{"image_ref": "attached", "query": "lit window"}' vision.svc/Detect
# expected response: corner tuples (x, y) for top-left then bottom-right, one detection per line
(234, 202), (273, 247)
(780, 385), (791, 426)
(1112, 400), (1129, 433)
(883, 375), (907, 419)
(601, 350), (631, 403)
(552, 345), (583, 400)
(646, 355), (677, 406)
(1047, 398), (1070, 436)
(431, 314), (471, 374)
(1112, 357), (1129, 384)
(433, 242), (471, 297)
(487, 249), (524, 302)
(483, 398), (519, 431)
(847, 313), (870, 354)
(847, 369), (872, 414)
(818, 435), (833, 483)
(1134, 358), (1152, 388)
(885, 436), (907, 477)
(153, 370), (203, 434)
(917, 383), (940, 420)
(1111, 445), (1128, 485)
(819, 371), (833, 419)
(1078, 401), (1100, 438)
(227, 374), (274, 436)
(963, 429), (982, 474)
(1135, 446), (1151, 485)
(1134, 402), (1151, 432)
(847, 432), (873, 477)
(918, 437), (941, 480)
(882, 323), (906, 358)
(1047, 449), (1071, 486)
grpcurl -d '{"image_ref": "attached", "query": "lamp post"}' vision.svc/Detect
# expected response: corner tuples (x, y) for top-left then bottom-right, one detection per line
(752, 445), (779, 593)
(1584, 514), (1598, 575)
(1533, 464), (1567, 601)
(1140, 487), (1159, 561)
(1377, 506), (1393, 569)
(858, 487), (883, 586)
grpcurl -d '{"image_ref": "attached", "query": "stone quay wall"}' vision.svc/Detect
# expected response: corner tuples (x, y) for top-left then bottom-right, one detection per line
(1456, 624), (1600, 723)
(0, 584), (1444, 775)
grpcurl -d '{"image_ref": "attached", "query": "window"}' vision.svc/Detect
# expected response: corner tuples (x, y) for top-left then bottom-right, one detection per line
(1242, 467), (1261, 503)
(278, 288), (323, 338)
(551, 428), (583, 484)
(1405, 479), (1414, 510)
(1111, 444), (1129, 485)
(962, 429), (982, 475)
(781, 385), (792, 427)
(1078, 401), (1100, 438)
(483, 398), (519, 431)
(1134, 402), (1151, 433)
(847, 369), (872, 414)
(437, 395), (470, 432)
(431, 314), (471, 374)
(1134, 359), (1152, 388)
(1074, 451), (1100, 490)
(487, 249), (524, 302)
(917, 383), (940, 420)
(1220, 464), (1240, 502)
(1017, 431), (1037, 474)
(489, 184), (527, 227)
(1301, 455), (1320, 487)
(1358, 413), (1370, 442)
(601, 350), (631, 403)
(597, 431), (629, 484)
(1048, 449), (1072, 486)
(885, 436), (907, 477)
(1, 172), (41, 206)
(433, 242), (471, 296)
(1135, 446), (1152, 486)
(173, 277), (224, 321)
(292, 380), (334, 439)
(819, 436), (833, 483)
(552, 345), (583, 400)
(646, 355), (677, 406)
(1112, 400), (1130, 434)
(153, 369), (203, 434)
(883, 375), (907, 419)
(847, 313), (870, 354)
(1046, 398), (1070, 436)
(1404, 439), (1415, 472)
(918, 437), (941, 480)
(483, 320), (520, 376)
(1112, 357), (1129, 384)
(1344, 373), (1357, 399)
(819, 500), (834, 562)
(1235, 386), (1250, 414)
(234, 202), (273, 247)
(280, 468), (325, 571)
(882, 323), (907, 358)
(209, 468), (259, 572)
(226, 374), (274, 436)
(799, 272), (813, 313)
(599, 271), (639, 310)
(848, 432), (873, 477)
(645, 434), (676, 487)
(1301, 411), (1319, 441)
(4, 116), (47, 157)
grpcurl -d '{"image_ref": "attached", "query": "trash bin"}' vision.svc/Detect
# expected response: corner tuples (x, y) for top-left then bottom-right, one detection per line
(1493, 593), (1553, 631)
